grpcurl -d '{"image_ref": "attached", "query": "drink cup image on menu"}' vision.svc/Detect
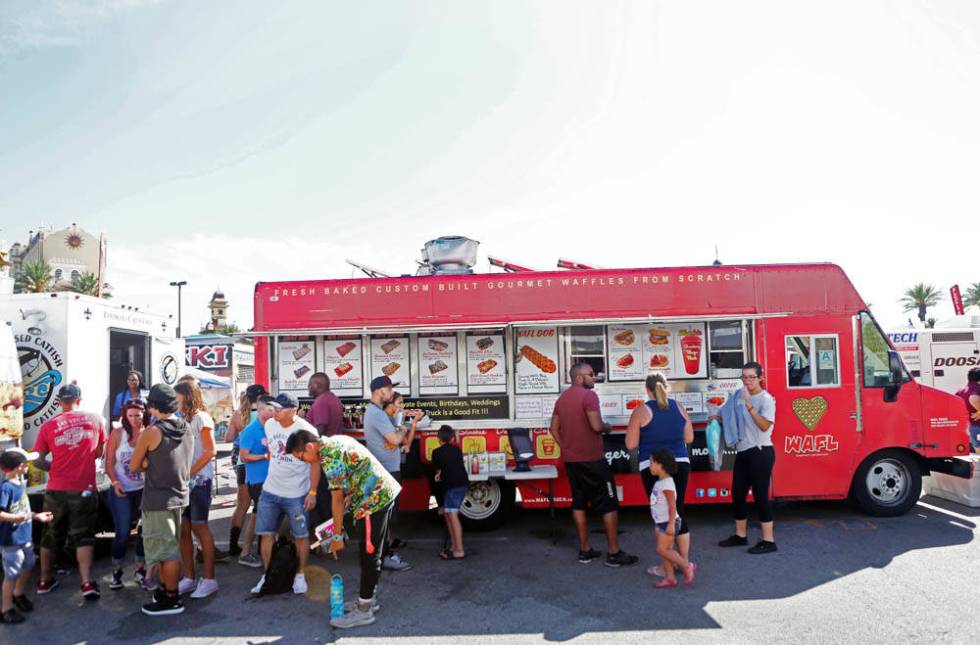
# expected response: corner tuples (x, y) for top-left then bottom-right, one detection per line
(679, 329), (703, 375)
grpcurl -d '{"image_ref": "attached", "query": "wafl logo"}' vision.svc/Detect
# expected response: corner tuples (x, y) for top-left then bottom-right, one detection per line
(785, 396), (839, 456)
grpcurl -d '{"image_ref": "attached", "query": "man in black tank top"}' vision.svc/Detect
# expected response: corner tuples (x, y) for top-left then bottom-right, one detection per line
(130, 384), (195, 616)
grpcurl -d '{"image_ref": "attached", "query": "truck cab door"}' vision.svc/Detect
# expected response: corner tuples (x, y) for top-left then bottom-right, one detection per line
(763, 315), (858, 499)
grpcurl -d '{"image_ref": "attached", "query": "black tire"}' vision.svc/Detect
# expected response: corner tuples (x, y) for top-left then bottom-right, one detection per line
(851, 449), (921, 517)
(459, 480), (515, 531)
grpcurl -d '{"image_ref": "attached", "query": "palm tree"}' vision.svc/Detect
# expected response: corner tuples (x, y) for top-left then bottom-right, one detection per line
(14, 260), (53, 293)
(964, 283), (980, 311)
(899, 283), (943, 323)
(68, 272), (113, 298)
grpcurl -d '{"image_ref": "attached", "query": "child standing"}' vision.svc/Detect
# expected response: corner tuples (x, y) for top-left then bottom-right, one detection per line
(648, 449), (696, 588)
(1, 448), (53, 624)
(432, 426), (469, 560)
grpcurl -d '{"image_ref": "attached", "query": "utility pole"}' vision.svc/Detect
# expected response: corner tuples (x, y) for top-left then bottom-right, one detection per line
(169, 280), (187, 338)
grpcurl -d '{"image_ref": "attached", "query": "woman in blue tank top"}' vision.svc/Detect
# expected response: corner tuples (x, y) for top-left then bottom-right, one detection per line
(626, 373), (694, 573)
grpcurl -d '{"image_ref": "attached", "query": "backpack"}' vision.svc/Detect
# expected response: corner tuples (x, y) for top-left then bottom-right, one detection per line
(258, 536), (298, 596)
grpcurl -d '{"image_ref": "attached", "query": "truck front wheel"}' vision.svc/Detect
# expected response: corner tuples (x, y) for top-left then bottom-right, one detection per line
(459, 480), (514, 531)
(851, 450), (921, 517)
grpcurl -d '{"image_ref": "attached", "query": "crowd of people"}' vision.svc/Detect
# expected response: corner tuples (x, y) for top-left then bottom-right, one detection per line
(0, 360), (781, 626)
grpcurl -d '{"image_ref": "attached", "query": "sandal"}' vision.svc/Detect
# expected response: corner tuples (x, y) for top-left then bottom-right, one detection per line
(654, 578), (678, 589)
(684, 563), (698, 586)
(439, 550), (466, 560)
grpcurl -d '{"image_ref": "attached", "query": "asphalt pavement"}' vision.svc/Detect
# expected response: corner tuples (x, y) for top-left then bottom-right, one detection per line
(14, 450), (978, 645)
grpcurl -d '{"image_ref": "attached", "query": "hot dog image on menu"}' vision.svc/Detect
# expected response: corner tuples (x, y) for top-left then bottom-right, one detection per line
(477, 359), (497, 374)
(335, 342), (357, 357)
(380, 339), (401, 355)
(334, 362), (354, 378)
(519, 345), (556, 373)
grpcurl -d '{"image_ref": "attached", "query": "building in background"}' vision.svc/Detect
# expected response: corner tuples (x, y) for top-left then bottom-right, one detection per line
(6, 224), (106, 289)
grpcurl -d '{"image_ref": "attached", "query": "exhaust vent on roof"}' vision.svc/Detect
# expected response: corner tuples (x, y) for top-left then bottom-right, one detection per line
(417, 236), (479, 275)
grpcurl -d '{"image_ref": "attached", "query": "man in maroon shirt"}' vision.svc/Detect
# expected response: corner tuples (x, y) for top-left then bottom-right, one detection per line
(32, 384), (107, 599)
(550, 362), (638, 568)
(306, 373), (344, 437)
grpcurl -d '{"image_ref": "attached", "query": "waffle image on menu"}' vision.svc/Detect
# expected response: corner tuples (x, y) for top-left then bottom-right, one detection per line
(380, 339), (401, 355)
(518, 345), (556, 373)
(334, 362), (354, 378)
(292, 344), (312, 360)
(382, 362), (400, 376)
(335, 342), (357, 357)
(427, 338), (449, 352)
(293, 365), (311, 379)
(616, 354), (635, 369)
(476, 337), (494, 351)
(428, 360), (449, 374)
(613, 329), (635, 346)
(649, 354), (669, 368)
(477, 359), (497, 374)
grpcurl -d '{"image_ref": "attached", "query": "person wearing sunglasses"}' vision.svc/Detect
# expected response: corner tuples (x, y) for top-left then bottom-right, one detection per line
(710, 362), (778, 554)
(105, 399), (150, 591)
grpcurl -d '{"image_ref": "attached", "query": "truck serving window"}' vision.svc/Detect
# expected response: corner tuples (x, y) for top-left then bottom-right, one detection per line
(562, 326), (606, 383)
(708, 320), (746, 378)
(785, 335), (840, 388)
(861, 313), (892, 387)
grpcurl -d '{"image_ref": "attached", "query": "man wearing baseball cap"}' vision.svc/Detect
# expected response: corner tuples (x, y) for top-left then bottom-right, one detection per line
(362, 376), (411, 572)
(32, 383), (106, 600)
(250, 392), (320, 596)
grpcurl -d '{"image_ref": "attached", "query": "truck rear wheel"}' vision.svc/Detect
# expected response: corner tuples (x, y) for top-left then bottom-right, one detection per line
(851, 450), (921, 517)
(459, 480), (514, 531)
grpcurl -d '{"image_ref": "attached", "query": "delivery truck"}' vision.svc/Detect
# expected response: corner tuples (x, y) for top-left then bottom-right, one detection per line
(886, 328), (980, 394)
(249, 248), (973, 528)
(0, 292), (183, 448)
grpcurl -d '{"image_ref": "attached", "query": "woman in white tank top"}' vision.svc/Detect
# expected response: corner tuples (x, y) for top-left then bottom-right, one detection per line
(105, 399), (149, 590)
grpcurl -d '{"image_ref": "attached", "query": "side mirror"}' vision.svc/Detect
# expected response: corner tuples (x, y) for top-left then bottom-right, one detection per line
(884, 350), (904, 403)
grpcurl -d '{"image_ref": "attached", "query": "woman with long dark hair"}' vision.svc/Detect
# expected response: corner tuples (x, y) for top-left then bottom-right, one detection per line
(113, 370), (149, 419)
(625, 373), (694, 576)
(105, 399), (150, 590)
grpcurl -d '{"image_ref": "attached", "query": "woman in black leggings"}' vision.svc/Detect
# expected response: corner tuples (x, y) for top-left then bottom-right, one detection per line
(626, 373), (694, 573)
(713, 362), (778, 554)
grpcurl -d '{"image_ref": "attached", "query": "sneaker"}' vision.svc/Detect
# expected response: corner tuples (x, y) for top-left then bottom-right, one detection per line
(1, 608), (25, 624)
(382, 554), (412, 572)
(604, 550), (639, 568)
(344, 598), (381, 613)
(109, 568), (124, 590)
(292, 573), (308, 595)
(135, 567), (157, 591)
(684, 562), (698, 586)
(747, 540), (778, 555)
(142, 576), (160, 592)
(35, 578), (59, 595)
(189, 578), (219, 599)
(646, 564), (666, 577)
(330, 603), (377, 629)
(142, 593), (185, 616)
(177, 577), (197, 595)
(81, 581), (101, 600)
(238, 552), (262, 568)
(578, 548), (602, 564)
(12, 595), (33, 613)
(718, 534), (748, 547)
(213, 547), (230, 563)
(250, 575), (266, 595)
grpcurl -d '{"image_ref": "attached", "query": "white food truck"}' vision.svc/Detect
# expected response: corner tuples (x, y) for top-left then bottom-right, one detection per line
(0, 293), (183, 448)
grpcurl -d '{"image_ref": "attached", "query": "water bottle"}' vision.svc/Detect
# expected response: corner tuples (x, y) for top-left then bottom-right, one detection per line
(330, 573), (344, 619)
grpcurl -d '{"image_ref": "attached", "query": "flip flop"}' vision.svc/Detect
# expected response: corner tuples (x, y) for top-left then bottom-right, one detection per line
(654, 578), (678, 589)
(439, 550), (466, 561)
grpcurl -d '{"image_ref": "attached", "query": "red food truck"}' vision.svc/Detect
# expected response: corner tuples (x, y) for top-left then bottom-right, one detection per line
(250, 261), (973, 528)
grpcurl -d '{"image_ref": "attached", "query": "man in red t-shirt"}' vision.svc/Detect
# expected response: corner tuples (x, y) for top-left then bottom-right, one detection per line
(550, 362), (637, 568)
(32, 384), (106, 599)
(305, 373), (344, 437)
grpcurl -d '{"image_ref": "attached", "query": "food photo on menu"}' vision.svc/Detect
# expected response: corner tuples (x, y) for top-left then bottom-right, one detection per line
(518, 345), (556, 373)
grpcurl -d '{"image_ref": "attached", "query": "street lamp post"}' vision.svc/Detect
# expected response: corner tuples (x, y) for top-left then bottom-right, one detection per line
(169, 280), (187, 338)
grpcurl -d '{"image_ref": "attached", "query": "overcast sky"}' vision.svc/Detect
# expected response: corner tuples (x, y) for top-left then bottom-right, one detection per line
(2, 1), (979, 331)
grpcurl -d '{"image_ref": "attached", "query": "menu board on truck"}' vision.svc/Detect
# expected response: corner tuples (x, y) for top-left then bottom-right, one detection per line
(370, 337), (410, 393)
(466, 333), (506, 394)
(322, 336), (364, 397)
(608, 322), (707, 380)
(277, 338), (316, 393)
(514, 327), (559, 394)
(419, 335), (459, 395)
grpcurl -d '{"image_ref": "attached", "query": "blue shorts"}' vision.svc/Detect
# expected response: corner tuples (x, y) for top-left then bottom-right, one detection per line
(2, 544), (36, 579)
(443, 486), (468, 513)
(654, 517), (683, 534)
(256, 491), (308, 539)
(182, 480), (212, 525)
(970, 424), (980, 450)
